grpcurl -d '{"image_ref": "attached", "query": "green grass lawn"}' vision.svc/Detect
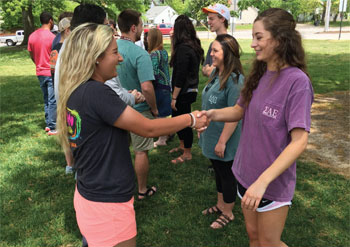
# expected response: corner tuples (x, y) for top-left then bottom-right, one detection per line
(1, 39), (349, 247)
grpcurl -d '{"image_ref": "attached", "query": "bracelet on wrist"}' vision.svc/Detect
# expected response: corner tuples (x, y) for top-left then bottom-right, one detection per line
(172, 98), (177, 100)
(189, 113), (196, 128)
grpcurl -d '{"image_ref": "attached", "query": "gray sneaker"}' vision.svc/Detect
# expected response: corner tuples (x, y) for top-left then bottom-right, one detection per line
(65, 166), (74, 174)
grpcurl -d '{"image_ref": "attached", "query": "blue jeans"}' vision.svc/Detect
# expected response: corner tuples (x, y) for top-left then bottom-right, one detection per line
(38, 76), (56, 130)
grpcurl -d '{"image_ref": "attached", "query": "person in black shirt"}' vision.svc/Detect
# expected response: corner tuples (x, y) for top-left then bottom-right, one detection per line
(169, 15), (204, 164)
(57, 23), (208, 247)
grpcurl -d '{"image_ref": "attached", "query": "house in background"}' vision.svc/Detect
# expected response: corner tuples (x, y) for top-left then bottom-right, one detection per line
(233, 7), (258, 24)
(145, 5), (178, 25)
(228, 0), (258, 25)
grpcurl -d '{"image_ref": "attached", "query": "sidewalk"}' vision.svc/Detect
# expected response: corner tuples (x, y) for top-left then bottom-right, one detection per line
(197, 24), (350, 40)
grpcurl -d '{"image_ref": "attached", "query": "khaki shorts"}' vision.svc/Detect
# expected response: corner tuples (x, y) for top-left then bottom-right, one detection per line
(130, 110), (154, 152)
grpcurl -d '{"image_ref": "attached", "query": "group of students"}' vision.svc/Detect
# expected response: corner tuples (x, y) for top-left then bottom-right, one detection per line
(28, 2), (314, 247)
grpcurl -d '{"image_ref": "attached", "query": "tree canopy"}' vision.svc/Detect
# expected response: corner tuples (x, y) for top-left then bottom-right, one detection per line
(237, 0), (349, 21)
(0, 0), (149, 45)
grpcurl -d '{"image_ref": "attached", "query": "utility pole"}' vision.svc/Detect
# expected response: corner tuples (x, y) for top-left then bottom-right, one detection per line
(339, 0), (348, 39)
(231, 0), (237, 35)
(324, 0), (332, 32)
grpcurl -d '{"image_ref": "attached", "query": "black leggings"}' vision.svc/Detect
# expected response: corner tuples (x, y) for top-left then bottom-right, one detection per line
(210, 159), (237, 204)
(171, 93), (196, 149)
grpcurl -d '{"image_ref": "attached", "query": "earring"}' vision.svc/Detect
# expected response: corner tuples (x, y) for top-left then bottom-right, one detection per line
(96, 61), (99, 65)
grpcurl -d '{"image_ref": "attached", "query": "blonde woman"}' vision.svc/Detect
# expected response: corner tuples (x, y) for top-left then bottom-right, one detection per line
(57, 23), (207, 247)
(147, 28), (172, 147)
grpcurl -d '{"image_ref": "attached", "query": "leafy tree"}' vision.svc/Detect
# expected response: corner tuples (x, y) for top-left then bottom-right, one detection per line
(237, 0), (281, 12)
(165, 0), (189, 15)
(238, 0), (322, 21)
(1, 0), (66, 45)
(185, 0), (229, 22)
(0, 0), (148, 45)
(280, 0), (321, 20)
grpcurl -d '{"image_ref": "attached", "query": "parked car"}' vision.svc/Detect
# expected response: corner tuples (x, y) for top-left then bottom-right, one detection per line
(0, 30), (24, 46)
(144, 23), (173, 35)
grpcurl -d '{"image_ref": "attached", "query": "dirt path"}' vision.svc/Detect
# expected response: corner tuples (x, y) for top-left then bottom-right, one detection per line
(300, 91), (350, 178)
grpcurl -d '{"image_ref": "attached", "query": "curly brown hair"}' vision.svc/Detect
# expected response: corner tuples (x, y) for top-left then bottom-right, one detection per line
(241, 8), (309, 106)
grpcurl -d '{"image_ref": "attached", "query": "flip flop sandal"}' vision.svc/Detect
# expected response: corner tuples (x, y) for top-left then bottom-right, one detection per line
(138, 186), (156, 200)
(171, 156), (191, 164)
(169, 147), (184, 154)
(211, 214), (234, 229)
(202, 205), (222, 215)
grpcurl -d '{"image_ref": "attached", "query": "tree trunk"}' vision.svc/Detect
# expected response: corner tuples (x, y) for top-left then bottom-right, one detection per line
(321, 4), (326, 22)
(21, 4), (35, 46)
(333, 12), (339, 22)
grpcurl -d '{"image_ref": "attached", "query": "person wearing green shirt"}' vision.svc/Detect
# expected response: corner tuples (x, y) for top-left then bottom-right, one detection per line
(116, 10), (158, 200)
(199, 34), (244, 229)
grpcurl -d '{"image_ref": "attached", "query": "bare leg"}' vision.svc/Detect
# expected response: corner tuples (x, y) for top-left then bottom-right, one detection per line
(114, 236), (136, 247)
(65, 149), (73, 167)
(182, 147), (192, 160)
(242, 205), (289, 247)
(210, 192), (235, 229)
(258, 206), (289, 247)
(169, 140), (184, 153)
(134, 150), (150, 197)
(242, 207), (259, 247)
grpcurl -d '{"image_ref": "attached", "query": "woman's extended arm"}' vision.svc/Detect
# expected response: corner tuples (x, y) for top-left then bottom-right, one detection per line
(114, 105), (208, 137)
(241, 128), (309, 211)
(199, 104), (245, 123)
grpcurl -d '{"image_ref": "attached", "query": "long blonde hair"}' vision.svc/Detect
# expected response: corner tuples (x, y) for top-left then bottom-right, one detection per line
(147, 28), (163, 53)
(57, 23), (113, 153)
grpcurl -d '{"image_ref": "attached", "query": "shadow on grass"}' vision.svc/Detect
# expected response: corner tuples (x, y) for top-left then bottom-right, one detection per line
(0, 75), (48, 144)
(285, 161), (350, 246)
(0, 138), (81, 246)
(306, 53), (350, 93)
(0, 75), (42, 114)
(1, 41), (349, 246)
(0, 46), (29, 61)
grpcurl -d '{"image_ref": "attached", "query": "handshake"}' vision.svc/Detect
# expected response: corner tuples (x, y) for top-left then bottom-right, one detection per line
(190, 110), (211, 132)
(129, 89), (145, 104)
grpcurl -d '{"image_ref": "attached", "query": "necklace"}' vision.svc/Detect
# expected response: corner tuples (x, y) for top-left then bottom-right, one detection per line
(120, 36), (133, 42)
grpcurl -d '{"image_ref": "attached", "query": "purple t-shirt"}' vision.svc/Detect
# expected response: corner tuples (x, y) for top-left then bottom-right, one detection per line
(233, 67), (313, 201)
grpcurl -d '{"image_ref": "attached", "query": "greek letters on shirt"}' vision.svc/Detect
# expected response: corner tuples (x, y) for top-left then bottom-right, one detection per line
(261, 101), (283, 128)
(208, 94), (217, 104)
(262, 105), (279, 119)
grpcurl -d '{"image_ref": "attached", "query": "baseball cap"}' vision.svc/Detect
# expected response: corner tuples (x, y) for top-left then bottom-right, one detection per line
(58, 17), (71, 32)
(202, 3), (230, 21)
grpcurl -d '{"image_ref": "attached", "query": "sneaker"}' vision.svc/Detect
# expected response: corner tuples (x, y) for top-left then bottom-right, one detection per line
(47, 130), (57, 136)
(65, 166), (74, 174)
(45, 127), (50, 132)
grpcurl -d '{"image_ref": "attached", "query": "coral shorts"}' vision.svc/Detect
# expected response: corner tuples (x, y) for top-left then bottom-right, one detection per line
(74, 188), (137, 247)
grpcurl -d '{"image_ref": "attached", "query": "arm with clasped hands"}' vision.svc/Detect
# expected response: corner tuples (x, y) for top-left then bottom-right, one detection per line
(195, 104), (245, 133)
(114, 107), (208, 137)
